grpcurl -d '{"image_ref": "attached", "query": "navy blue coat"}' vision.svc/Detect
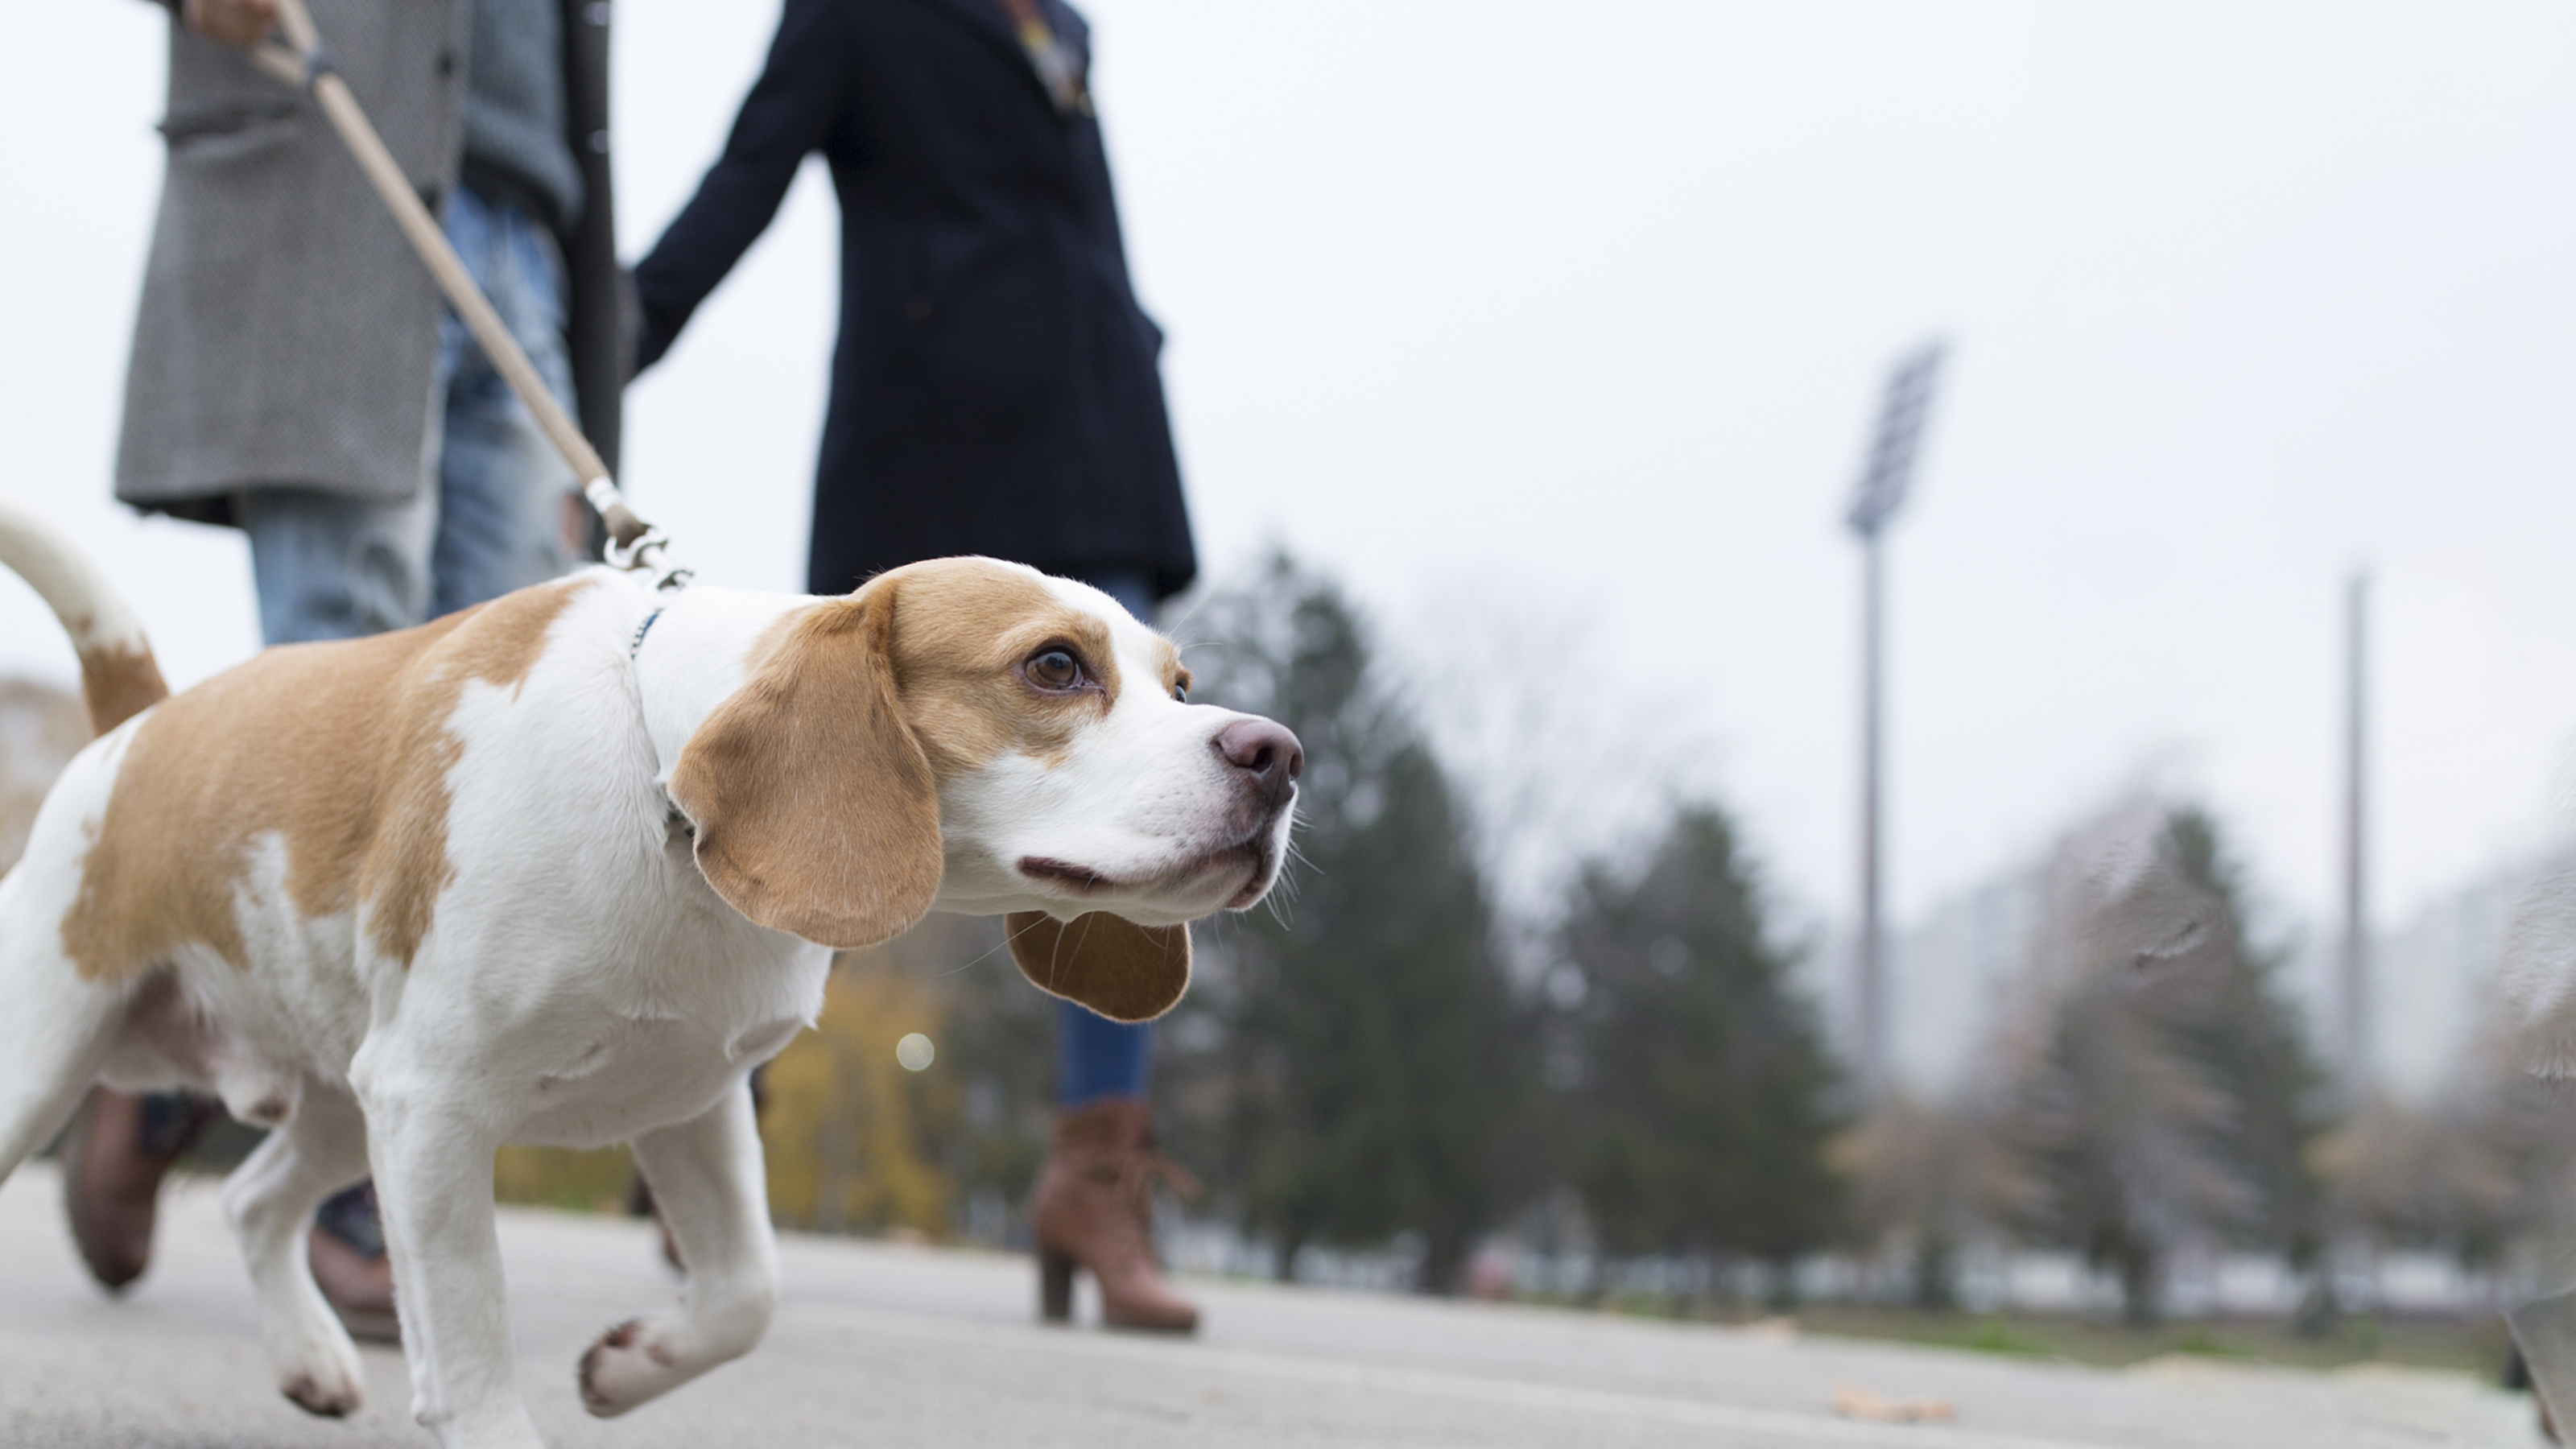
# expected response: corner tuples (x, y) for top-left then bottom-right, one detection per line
(634, 0), (1195, 599)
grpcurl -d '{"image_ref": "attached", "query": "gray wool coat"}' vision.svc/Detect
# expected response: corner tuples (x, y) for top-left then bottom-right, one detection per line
(116, 0), (621, 524)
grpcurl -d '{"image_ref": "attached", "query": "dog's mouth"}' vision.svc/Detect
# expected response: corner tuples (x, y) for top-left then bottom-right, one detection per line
(1018, 832), (1280, 910)
(1018, 857), (1117, 894)
(1218, 837), (1279, 909)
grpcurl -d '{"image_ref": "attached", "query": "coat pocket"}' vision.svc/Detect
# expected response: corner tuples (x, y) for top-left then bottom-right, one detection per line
(160, 103), (303, 163)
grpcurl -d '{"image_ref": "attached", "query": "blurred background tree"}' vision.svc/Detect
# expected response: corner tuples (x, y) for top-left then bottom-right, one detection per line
(1166, 555), (1526, 1293)
(913, 913), (1057, 1245)
(1828, 1092), (2021, 1309)
(2160, 808), (2333, 1274)
(761, 947), (960, 1236)
(1992, 803), (2327, 1325)
(1546, 805), (1843, 1303)
(0, 679), (86, 871)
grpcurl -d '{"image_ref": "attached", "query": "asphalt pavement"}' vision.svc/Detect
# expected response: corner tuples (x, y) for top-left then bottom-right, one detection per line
(0, 1162), (2541, 1448)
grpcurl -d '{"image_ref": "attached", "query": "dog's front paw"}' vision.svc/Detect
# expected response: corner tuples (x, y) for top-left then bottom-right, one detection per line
(268, 1314), (367, 1418)
(579, 1316), (680, 1418)
(281, 1360), (365, 1418)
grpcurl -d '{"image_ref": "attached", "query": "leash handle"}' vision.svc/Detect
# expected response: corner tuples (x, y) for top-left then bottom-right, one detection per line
(250, 0), (684, 588)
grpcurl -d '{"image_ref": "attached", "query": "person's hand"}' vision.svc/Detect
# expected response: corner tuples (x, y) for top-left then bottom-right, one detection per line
(181, 0), (279, 49)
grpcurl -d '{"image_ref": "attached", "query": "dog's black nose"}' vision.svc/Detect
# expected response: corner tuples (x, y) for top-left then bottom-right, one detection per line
(1215, 719), (1302, 808)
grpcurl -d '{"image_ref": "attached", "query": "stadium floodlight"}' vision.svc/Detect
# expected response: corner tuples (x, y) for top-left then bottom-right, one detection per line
(1847, 340), (1946, 539)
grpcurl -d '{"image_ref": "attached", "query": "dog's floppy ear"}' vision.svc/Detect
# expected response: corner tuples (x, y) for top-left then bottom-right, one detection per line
(671, 592), (941, 949)
(1005, 912), (1191, 1022)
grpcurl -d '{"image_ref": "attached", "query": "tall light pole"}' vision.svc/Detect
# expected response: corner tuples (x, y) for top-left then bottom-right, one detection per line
(2340, 570), (2372, 1096)
(1847, 341), (1945, 1100)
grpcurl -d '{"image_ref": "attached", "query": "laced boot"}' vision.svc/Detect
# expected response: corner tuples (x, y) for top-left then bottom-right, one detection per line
(1029, 1098), (1199, 1332)
(63, 1088), (215, 1291)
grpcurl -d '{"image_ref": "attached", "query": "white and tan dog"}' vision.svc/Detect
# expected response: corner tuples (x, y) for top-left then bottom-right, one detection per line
(0, 502), (1299, 1448)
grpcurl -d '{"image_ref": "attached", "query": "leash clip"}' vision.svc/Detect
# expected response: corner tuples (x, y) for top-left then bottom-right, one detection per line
(586, 478), (692, 592)
(606, 529), (691, 592)
(299, 40), (338, 89)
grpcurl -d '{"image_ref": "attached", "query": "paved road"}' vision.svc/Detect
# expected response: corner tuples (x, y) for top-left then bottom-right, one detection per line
(0, 1162), (2541, 1448)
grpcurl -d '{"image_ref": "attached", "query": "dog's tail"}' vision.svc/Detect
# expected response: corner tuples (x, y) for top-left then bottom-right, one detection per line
(0, 500), (168, 736)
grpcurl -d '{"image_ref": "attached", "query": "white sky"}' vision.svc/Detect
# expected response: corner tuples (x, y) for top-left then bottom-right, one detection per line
(7, 2), (2576, 945)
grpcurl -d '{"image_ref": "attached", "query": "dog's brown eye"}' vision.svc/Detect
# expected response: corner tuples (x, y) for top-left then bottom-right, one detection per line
(1028, 649), (1082, 691)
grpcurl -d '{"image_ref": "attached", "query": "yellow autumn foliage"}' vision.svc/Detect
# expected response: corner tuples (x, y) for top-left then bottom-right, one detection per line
(762, 952), (960, 1236)
(493, 1142), (633, 1213)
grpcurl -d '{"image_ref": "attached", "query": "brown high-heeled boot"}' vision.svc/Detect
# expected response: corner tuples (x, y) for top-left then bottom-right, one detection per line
(1029, 1098), (1200, 1332)
(308, 1183), (400, 1344)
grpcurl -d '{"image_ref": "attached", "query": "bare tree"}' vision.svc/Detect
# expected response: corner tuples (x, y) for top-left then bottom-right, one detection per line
(1988, 795), (2315, 1324)
(1392, 578), (1727, 980)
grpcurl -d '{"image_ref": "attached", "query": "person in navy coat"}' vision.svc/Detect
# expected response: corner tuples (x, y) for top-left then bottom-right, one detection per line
(633, 0), (1203, 1331)
(633, 0), (1195, 601)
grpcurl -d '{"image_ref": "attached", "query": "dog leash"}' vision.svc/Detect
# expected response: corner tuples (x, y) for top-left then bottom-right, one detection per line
(244, 0), (691, 594)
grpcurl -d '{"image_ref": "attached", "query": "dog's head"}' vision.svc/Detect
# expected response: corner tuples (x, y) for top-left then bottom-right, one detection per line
(667, 557), (1299, 1022)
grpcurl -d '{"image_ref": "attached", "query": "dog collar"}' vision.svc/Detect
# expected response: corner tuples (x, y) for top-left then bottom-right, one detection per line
(628, 608), (664, 661)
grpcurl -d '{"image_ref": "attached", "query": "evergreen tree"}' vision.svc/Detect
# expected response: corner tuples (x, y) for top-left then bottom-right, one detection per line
(1551, 806), (1843, 1285)
(1170, 555), (1524, 1292)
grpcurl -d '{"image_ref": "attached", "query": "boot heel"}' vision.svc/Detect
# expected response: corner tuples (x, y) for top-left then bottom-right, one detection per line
(1039, 1247), (1076, 1323)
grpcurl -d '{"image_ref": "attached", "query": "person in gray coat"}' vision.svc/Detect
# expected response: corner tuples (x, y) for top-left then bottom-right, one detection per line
(66, 0), (623, 1340)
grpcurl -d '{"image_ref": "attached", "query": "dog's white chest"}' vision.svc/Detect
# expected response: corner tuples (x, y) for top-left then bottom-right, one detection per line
(508, 1009), (807, 1150)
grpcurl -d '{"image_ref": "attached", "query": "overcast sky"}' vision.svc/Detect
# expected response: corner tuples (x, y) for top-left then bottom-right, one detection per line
(7, 1), (2575, 946)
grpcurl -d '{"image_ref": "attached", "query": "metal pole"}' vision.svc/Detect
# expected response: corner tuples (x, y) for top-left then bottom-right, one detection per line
(2341, 571), (2371, 1092)
(1842, 339), (1942, 1100)
(1857, 530), (1886, 1099)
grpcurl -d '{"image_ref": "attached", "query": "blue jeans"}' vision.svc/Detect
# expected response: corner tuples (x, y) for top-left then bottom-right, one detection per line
(238, 184), (576, 645)
(1056, 572), (1157, 1108)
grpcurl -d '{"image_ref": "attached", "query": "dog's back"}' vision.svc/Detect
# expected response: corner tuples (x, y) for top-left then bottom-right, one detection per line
(64, 576), (595, 989)
(0, 553), (632, 1141)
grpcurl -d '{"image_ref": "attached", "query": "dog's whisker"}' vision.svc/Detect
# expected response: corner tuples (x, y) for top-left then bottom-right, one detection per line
(942, 921), (1045, 978)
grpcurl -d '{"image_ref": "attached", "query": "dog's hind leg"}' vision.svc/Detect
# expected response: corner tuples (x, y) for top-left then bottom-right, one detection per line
(578, 1077), (778, 1418)
(0, 725), (154, 1184)
(0, 887), (132, 1186)
(223, 1085), (374, 1418)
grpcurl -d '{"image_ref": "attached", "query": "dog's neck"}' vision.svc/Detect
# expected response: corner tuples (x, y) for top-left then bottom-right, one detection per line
(629, 584), (815, 791)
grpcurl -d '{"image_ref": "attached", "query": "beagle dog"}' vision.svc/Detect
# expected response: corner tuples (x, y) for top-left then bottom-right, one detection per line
(0, 501), (1299, 1449)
